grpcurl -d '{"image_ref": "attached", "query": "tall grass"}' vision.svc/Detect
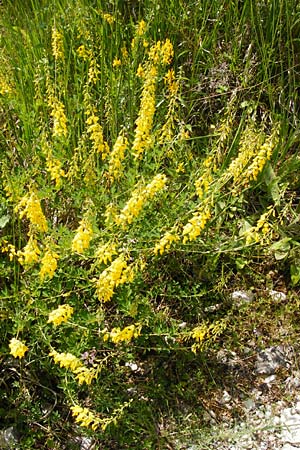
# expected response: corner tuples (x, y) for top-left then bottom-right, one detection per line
(1, 0), (300, 447)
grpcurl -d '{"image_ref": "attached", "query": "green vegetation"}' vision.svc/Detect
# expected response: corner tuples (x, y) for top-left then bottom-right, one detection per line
(1, 0), (300, 447)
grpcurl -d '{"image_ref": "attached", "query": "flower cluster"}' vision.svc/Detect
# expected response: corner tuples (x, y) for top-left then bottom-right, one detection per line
(103, 323), (141, 344)
(112, 57), (121, 68)
(153, 231), (180, 255)
(227, 122), (263, 184)
(9, 338), (28, 358)
(51, 27), (64, 60)
(1, 241), (17, 261)
(101, 12), (115, 25)
(136, 19), (147, 36)
(95, 242), (117, 265)
(243, 207), (274, 245)
(71, 219), (93, 253)
(17, 235), (40, 266)
(16, 191), (48, 232)
(40, 247), (59, 280)
(107, 133), (128, 180)
(88, 58), (100, 84)
(0, 76), (12, 95)
(194, 156), (215, 199)
(182, 203), (211, 243)
(77, 44), (91, 60)
(132, 65), (157, 158)
(190, 320), (227, 353)
(48, 304), (74, 326)
(148, 39), (174, 65)
(115, 174), (167, 228)
(95, 254), (135, 302)
(49, 350), (97, 385)
(46, 155), (65, 188)
(70, 405), (101, 431)
(49, 97), (68, 137)
(86, 111), (110, 159)
(242, 126), (279, 185)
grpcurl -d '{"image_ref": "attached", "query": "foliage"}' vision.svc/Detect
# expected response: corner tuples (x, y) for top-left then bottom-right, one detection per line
(1, 0), (300, 447)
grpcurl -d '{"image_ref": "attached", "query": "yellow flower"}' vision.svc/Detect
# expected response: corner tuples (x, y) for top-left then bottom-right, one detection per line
(95, 242), (117, 265)
(107, 133), (128, 180)
(46, 155), (65, 188)
(48, 304), (74, 326)
(148, 39), (174, 65)
(40, 248), (59, 280)
(136, 64), (145, 78)
(0, 76), (13, 95)
(49, 350), (81, 371)
(112, 58), (121, 68)
(9, 338), (28, 358)
(182, 205), (211, 243)
(108, 324), (141, 344)
(86, 112), (110, 159)
(101, 12), (115, 25)
(88, 58), (100, 84)
(77, 44), (91, 60)
(115, 174), (167, 228)
(51, 27), (64, 60)
(49, 98), (68, 137)
(17, 235), (40, 266)
(16, 191), (48, 232)
(71, 219), (93, 253)
(73, 366), (97, 385)
(95, 254), (134, 302)
(70, 405), (101, 431)
(136, 19), (147, 36)
(154, 231), (180, 255)
(132, 65), (158, 158)
(144, 173), (167, 198)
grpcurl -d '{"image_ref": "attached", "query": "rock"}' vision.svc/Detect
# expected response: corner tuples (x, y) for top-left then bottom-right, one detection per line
(0, 427), (19, 449)
(281, 406), (300, 449)
(255, 346), (290, 375)
(231, 290), (254, 305)
(268, 290), (287, 302)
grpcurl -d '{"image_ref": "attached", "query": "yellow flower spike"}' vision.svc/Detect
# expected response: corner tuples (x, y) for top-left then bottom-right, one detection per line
(132, 65), (158, 158)
(77, 44), (91, 60)
(73, 366), (98, 385)
(70, 405), (101, 430)
(17, 235), (40, 266)
(48, 304), (74, 326)
(112, 58), (121, 68)
(101, 12), (115, 25)
(40, 247), (59, 281)
(182, 206), (212, 243)
(50, 98), (68, 138)
(153, 231), (180, 256)
(9, 338), (28, 359)
(136, 19), (147, 36)
(115, 174), (167, 228)
(16, 191), (48, 232)
(95, 242), (117, 265)
(107, 324), (142, 344)
(86, 111), (110, 159)
(46, 155), (65, 188)
(71, 219), (93, 254)
(51, 27), (64, 60)
(107, 133), (128, 180)
(49, 350), (81, 371)
(95, 254), (134, 302)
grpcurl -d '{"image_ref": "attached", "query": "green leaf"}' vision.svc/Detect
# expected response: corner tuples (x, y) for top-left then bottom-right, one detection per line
(0, 215), (10, 228)
(290, 264), (300, 286)
(263, 162), (281, 203)
(270, 238), (291, 260)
